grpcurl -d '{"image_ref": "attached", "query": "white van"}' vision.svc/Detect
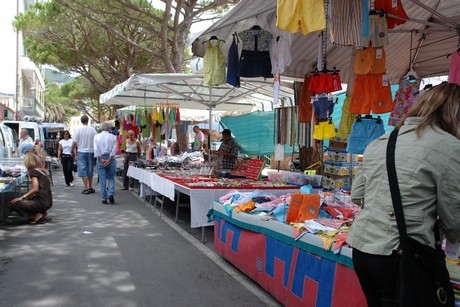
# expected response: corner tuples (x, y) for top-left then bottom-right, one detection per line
(3, 120), (45, 149)
(0, 125), (18, 157)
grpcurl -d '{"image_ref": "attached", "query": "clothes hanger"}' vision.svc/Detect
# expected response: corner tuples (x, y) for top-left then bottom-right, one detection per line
(404, 65), (418, 80)
(202, 36), (225, 44)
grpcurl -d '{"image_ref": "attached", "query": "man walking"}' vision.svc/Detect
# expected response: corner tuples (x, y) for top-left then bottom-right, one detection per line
(72, 115), (97, 194)
(94, 122), (117, 204)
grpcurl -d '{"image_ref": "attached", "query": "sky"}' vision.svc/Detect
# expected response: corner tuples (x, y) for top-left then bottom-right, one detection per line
(0, 0), (213, 95)
(0, 0), (19, 94)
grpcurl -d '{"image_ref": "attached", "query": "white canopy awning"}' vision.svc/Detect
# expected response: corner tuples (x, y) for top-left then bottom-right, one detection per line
(99, 73), (294, 112)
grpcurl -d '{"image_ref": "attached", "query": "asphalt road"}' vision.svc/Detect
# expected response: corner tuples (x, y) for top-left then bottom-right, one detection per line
(0, 169), (281, 307)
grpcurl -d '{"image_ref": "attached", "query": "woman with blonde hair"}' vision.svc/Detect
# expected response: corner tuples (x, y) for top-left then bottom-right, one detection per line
(348, 83), (460, 306)
(9, 154), (53, 224)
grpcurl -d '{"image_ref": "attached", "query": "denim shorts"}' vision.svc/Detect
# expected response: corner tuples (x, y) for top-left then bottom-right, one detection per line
(77, 152), (94, 177)
(346, 119), (385, 154)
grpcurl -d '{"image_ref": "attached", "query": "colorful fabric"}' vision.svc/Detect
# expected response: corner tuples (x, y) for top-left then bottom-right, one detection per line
(328, 0), (365, 47)
(388, 78), (421, 127)
(276, 0), (326, 35)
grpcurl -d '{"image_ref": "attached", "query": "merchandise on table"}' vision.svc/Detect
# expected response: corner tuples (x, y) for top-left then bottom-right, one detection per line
(267, 170), (322, 186)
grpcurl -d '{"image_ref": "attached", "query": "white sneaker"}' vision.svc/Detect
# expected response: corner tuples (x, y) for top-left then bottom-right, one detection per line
(70, 183), (74, 187)
(129, 187), (134, 191)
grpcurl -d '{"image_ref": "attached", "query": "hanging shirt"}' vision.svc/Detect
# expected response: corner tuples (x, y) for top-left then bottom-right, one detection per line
(448, 51), (460, 86)
(227, 34), (240, 88)
(388, 78), (421, 127)
(313, 95), (335, 120)
(238, 28), (272, 52)
(374, 0), (409, 29)
(203, 41), (226, 86)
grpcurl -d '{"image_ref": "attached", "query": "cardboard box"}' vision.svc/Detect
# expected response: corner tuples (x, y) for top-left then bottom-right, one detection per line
(329, 139), (348, 150)
(324, 161), (358, 176)
(322, 174), (351, 189)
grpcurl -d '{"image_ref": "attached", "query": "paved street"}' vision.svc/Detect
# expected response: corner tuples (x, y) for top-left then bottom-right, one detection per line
(0, 170), (280, 307)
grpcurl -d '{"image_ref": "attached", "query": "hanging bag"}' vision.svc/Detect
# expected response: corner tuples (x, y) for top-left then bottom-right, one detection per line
(386, 128), (454, 307)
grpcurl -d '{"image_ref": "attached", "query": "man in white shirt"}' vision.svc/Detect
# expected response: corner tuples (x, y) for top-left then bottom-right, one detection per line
(18, 128), (34, 155)
(94, 122), (117, 204)
(192, 125), (205, 151)
(72, 115), (97, 195)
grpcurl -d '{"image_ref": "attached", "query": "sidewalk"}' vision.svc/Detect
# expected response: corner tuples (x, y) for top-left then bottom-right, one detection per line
(0, 170), (280, 307)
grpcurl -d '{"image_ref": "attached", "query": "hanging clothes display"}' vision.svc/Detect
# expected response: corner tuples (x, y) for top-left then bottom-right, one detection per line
(374, 0), (409, 29)
(308, 72), (342, 94)
(311, 94), (337, 141)
(388, 78), (421, 127)
(275, 107), (297, 146)
(328, 0), (366, 47)
(350, 47), (393, 114)
(238, 26), (273, 78)
(336, 95), (357, 139)
(276, 0), (326, 35)
(448, 50), (460, 86)
(298, 77), (313, 123)
(227, 33), (240, 88)
(269, 17), (292, 106)
(367, 15), (389, 47)
(203, 40), (226, 86)
(346, 116), (385, 154)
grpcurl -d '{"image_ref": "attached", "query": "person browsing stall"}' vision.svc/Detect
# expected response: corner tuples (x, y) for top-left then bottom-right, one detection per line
(122, 130), (141, 191)
(215, 129), (239, 170)
(348, 83), (460, 306)
(94, 122), (117, 204)
(9, 154), (52, 224)
(192, 125), (205, 151)
(72, 115), (97, 195)
(58, 130), (75, 187)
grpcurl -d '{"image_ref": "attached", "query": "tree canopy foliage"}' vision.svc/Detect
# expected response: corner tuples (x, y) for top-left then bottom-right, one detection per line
(15, 0), (238, 122)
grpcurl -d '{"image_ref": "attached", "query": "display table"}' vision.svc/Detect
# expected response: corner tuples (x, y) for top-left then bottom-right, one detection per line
(210, 201), (366, 307)
(0, 175), (28, 221)
(127, 166), (299, 228)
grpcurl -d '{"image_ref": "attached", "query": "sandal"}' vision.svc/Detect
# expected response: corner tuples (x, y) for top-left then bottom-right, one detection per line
(81, 189), (89, 194)
(87, 188), (96, 194)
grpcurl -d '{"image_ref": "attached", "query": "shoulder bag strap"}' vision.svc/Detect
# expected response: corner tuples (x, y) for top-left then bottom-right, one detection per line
(386, 128), (410, 251)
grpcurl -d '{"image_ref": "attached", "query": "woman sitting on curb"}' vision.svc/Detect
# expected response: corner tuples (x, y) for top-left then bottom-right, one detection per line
(9, 154), (53, 224)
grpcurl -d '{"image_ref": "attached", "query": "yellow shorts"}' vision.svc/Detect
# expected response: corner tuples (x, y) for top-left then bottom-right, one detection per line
(354, 47), (387, 75)
(313, 121), (336, 140)
(276, 0), (326, 35)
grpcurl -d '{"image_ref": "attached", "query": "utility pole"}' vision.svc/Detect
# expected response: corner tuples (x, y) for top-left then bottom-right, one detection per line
(15, 0), (20, 120)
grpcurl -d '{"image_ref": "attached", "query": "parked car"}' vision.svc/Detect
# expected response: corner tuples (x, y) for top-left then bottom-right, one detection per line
(3, 120), (45, 149)
(0, 124), (18, 157)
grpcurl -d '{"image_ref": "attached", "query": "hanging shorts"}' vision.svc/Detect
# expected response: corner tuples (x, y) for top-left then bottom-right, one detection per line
(368, 15), (389, 47)
(276, 0), (326, 35)
(313, 121), (336, 140)
(354, 47), (387, 75)
(309, 73), (342, 94)
(298, 77), (313, 123)
(239, 50), (273, 78)
(346, 119), (385, 154)
(375, 0), (409, 29)
(350, 74), (393, 114)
